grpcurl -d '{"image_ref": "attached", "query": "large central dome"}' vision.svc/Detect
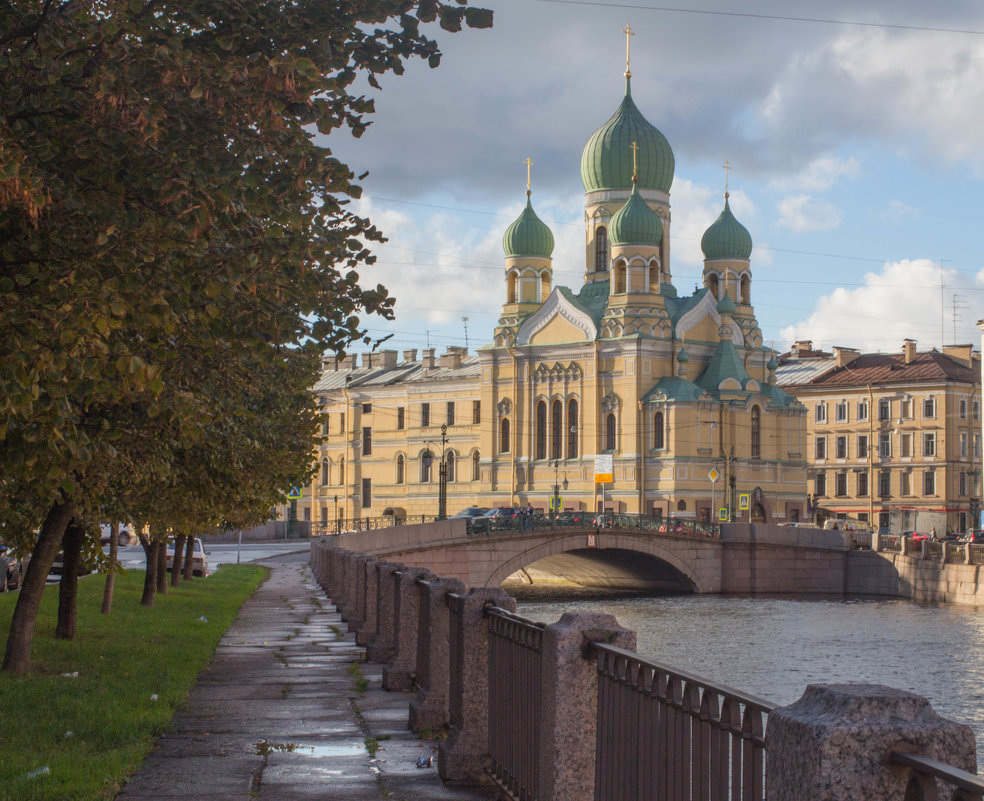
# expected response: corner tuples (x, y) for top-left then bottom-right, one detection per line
(580, 77), (675, 194)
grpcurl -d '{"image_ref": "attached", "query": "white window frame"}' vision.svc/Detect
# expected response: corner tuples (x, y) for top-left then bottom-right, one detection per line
(834, 401), (848, 422)
(879, 432), (891, 458)
(815, 436), (827, 460)
(815, 402), (827, 424)
(922, 432), (936, 458)
(923, 396), (936, 419)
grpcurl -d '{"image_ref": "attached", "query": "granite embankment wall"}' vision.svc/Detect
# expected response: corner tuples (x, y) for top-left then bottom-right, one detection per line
(847, 549), (984, 607)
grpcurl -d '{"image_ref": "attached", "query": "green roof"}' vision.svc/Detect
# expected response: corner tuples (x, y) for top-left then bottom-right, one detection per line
(503, 195), (554, 258)
(696, 338), (751, 394)
(610, 182), (663, 246)
(580, 77), (675, 194)
(716, 288), (737, 316)
(701, 197), (752, 260)
(643, 376), (704, 403)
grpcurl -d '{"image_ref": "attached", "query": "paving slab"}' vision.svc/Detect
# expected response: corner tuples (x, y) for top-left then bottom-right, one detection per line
(115, 552), (498, 801)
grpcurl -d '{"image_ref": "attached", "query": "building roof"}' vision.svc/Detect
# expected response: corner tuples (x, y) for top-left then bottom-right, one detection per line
(701, 197), (752, 260)
(610, 181), (663, 246)
(774, 358), (838, 387)
(314, 355), (481, 395)
(503, 194), (554, 259)
(642, 375), (706, 403)
(794, 350), (977, 389)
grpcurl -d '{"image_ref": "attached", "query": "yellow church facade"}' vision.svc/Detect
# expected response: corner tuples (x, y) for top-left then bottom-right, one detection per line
(305, 62), (808, 529)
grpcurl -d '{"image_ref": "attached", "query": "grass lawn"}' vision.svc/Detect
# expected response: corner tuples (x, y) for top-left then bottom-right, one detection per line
(0, 564), (268, 801)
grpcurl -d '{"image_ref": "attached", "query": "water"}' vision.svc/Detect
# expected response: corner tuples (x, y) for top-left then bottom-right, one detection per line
(517, 594), (984, 761)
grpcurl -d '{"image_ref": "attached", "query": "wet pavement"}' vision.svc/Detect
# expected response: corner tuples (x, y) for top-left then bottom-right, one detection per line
(115, 551), (497, 801)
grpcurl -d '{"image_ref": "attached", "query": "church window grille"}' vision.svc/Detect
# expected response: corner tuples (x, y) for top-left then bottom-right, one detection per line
(567, 399), (579, 458)
(740, 274), (750, 305)
(751, 407), (761, 459)
(446, 452), (456, 482)
(653, 411), (665, 450)
(396, 455), (405, 484)
(536, 401), (547, 459)
(595, 226), (608, 271)
(472, 451), (480, 481)
(551, 400), (563, 460)
(605, 413), (616, 452)
(500, 418), (511, 453)
(613, 261), (626, 294)
(321, 459), (330, 486)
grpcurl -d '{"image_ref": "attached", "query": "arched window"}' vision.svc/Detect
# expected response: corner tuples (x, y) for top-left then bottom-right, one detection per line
(708, 273), (719, 299)
(605, 413), (616, 452)
(740, 274), (750, 305)
(446, 452), (456, 483)
(421, 450), (433, 483)
(507, 272), (518, 303)
(613, 260), (627, 294)
(500, 418), (510, 453)
(751, 406), (761, 459)
(536, 401), (547, 459)
(396, 454), (405, 484)
(567, 399), (578, 458)
(551, 399), (562, 460)
(677, 499), (687, 512)
(321, 458), (330, 485)
(654, 411), (665, 450)
(649, 260), (661, 293)
(472, 451), (480, 481)
(595, 226), (608, 271)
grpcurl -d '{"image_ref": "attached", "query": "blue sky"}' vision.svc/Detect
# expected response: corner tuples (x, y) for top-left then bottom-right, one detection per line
(328, 0), (984, 358)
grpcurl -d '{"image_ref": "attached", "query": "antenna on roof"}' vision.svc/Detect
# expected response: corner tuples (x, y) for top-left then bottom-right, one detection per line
(462, 316), (470, 352)
(426, 329), (431, 349)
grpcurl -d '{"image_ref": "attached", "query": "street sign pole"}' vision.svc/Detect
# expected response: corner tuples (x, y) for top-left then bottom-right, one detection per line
(708, 467), (720, 526)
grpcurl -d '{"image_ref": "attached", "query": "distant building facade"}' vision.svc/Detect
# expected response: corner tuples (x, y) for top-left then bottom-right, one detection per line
(299, 66), (808, 529)
(777, 339), (981, 534)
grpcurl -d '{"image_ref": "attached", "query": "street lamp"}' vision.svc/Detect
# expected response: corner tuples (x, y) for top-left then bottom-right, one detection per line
(551, 459), (560, 520)
(438, 423), (449, 521)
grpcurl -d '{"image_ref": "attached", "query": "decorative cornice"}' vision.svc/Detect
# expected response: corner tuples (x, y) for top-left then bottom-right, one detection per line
(516, 288), (597, 345)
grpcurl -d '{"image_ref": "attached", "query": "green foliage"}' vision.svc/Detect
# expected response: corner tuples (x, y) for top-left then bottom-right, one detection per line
(0, 564), (267, 801)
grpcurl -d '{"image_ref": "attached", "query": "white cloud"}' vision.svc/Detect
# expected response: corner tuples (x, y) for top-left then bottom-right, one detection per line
(770, 155), (859, 192)
(880, 199), (920, 222)
(777, 195), (841, 232)
(780, 259), (984, 352)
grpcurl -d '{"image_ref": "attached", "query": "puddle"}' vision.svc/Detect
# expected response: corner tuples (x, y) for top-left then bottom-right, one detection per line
(256, 740), (367, 757)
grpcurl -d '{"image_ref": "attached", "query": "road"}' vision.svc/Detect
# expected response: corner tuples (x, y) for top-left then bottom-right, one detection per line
(109, 540), (311, 573)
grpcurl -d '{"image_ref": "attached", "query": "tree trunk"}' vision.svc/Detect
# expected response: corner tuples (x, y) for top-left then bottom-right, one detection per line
(55, 518), (86, 640)
(2, 499), (75, 673)
(139, 530), (156, 607)
(155, 540), (168, 595)
(183, 534), (195, 581)
(170, 533), (186, 587)
(101, 521), (119, 615)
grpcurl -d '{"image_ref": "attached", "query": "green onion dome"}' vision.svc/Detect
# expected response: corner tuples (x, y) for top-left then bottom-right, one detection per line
(767, 353), (778, 371)
(503, 194), (554, 258)
(716, 288), (737, 316)
(580, 78), (675, 194)
(609, 182), (663, 246)
(701, 197), (752, 260)
(677, 346), (689, 363)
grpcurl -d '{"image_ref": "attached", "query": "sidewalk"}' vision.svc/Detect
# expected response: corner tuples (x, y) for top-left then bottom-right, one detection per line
(116, 551), (497, 801)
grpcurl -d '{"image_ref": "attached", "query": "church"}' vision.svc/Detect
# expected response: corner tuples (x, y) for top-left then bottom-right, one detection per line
(308, 51), (808, 529)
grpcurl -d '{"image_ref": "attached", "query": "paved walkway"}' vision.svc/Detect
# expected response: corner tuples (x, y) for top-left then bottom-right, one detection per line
(116, 552), (497, 801)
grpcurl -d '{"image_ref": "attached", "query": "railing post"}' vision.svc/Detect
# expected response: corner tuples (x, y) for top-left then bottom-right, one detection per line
(356, 557), (380, 647)
(921, 538), (930, 560)
(439, 587), (516, 785)
(348, 554), (370, 632)
(383, 567), (435, 691)
(538, 613), (636, 801)
(766, 684), (976, 801)
(410, 576), (466, 734)
(340, 550), (360, 624)
(366, 561), (404, 664)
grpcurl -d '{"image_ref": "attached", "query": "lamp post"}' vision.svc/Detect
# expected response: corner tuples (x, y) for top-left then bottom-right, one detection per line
(438, 423), (448, 521)
(551, 459), (560, 520)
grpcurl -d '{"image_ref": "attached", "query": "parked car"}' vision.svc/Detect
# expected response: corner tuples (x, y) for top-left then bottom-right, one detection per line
(100, 526), (137, 547)
(451, 507), (490, 519)
(165, 537), (210, 577)
(960, 531), (984, 544)
(50, 550), (93, 577)
(0, 545), (21, 591)
(484, 507), (519, 518)
(909, 532), (932, 542)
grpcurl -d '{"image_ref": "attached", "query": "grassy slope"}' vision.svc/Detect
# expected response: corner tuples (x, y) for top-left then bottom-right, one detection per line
(0, 564), (267, 801)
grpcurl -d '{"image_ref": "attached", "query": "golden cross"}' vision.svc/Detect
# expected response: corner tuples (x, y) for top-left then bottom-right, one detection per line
(630, 140), (639, 180)
(524, 157), (533, 192)
(723, 160), (731, 197)
(623, 24), (635, 77)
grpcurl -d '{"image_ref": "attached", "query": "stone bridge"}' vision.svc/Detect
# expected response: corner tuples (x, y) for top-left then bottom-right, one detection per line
(330, 518), (854, 595)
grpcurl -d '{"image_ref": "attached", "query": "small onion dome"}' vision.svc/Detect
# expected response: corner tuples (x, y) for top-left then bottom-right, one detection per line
(767, 353), (778, 371)
(503, 194), (554, 258)
(716, 288), (737, 316)
(581, 77), (675, 194)
(609, 182), (663, 246)
(677, 346), (689, 363)
(701, 197), (752, 260)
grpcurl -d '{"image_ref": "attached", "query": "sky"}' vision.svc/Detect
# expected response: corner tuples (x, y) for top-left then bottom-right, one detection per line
(327, 0), (984, 360)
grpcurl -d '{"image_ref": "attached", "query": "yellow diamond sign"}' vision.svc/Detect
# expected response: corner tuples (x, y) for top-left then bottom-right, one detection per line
(708, 468), (720, 482)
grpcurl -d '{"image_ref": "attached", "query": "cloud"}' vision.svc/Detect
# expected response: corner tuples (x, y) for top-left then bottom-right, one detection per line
(777, 195), (842, 232)
(779, 259), (984, 351)
(880, 199), (920, 222)
(770, 155), (859, 192)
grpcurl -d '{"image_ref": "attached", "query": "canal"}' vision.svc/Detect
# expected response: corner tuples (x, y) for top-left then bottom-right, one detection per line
(516, 593), (984, 763)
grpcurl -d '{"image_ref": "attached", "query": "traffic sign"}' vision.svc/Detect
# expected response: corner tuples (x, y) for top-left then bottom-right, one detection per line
(708, 468), (720, 483)
(287, 486), (302, 500)
(718, 507), (727, 521)
(739, 493), (750, 511)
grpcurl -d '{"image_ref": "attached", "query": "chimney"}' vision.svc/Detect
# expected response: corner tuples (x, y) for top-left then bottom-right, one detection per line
(422, 348), (436, 369)
(942, 344), (974, 368)
(362, 352), (374, 368)
(440, 347), (463, 369)
(380, 349), (398, 368)
(402, 348), (418, 364)
(903, 339), (917, 364)
(833, 347), (860, 368)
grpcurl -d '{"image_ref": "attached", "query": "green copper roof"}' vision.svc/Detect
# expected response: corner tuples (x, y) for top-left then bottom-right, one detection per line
(503, 195), (554, 258)
(580, 77), (675, 194)
(767, 353), (778, 371)
(643, 376), (704, 403)
(701, 197), (752, 260)
(716, 289), (737, 316)
(696, 338), (751, 394)
(610, 182), (663, 246)
(677, 346), (689, 363)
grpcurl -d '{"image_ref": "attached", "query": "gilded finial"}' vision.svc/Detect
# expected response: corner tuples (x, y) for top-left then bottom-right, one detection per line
(630, 140), (639, 182)
(723, 160), (731, 199)
(524, 157), (533, 195)
(622, 24), (635, 78)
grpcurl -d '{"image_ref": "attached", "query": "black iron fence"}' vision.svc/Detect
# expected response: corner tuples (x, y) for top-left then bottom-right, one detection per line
(466, 512), (719, 539)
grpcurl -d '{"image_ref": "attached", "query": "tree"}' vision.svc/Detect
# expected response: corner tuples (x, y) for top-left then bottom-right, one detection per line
(0, 0), (492, 672)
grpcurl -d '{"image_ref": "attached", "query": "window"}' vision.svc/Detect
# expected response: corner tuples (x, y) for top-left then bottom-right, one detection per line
(654, 411), (665, 450)
(835, 436), (847, 459)
(421, 451), (433, 482)
(551, 400), (563, 460)
(815, 436), (827, 460)
(595, 226), (609, 271)
(340, 412), (345, 434)
(924, 469), (936, 495)
(568, 399), (579, 458)
(879, 470), (891, 496)
(923, 396), (936, 418)
(362, 426), (372, 456)
(396, 455), (405, 484)
(976, 434), (982, 459)
(750, 407), (761, 459)
(900, 433), (912, 458)
(960, 471), (968, 496)
(900, 398), (912, 419)
(960, 398), (968, 419)
(857, 471), (868, 497)
(815, 402), (827, 424)
(421, 403), (430, 427)
(815, 470), (826, 496)
(960, 432), (969, 458)
(446, 452), (456, 482)
(535, 401), (547, 459)
(500, 418), (511, 453)
(857, 400), (869, 421)
(878, 399), (891, 421)
(321, 417), (329, 437)
(473, 400), (481, 424)
(974, 400), (980, 421)
(835, 472), (847, 496)
(605, 413), (616, 452)
(446, 401), (455, 426)
(834, 401), (847, 422)
(857, 435), (868, 460)
(471, 451), (480, 481)
(900, 470), (911, 496)
(321, 459), (329, 485)
(338, 457), (344, 485)
(362, 402), (372, 414)
(879, 432), (891, 458)
(397, 407), (405, 430)
(361, 478), (371, 508)
(922, 432), (936, 457)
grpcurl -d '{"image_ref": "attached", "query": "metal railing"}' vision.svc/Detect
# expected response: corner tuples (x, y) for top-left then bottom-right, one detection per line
(487, 606), (546, 800)
(972, 544), (984, 566)
(890, 751), (984, 801)
(879, 535), (902, 553)
(592, 643), (774, 801)
(466, 513), (719, 539)
(312, 515), (442, 536)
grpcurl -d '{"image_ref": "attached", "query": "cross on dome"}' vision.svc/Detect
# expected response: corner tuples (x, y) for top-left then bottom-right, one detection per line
(623, 24), (635, 78)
